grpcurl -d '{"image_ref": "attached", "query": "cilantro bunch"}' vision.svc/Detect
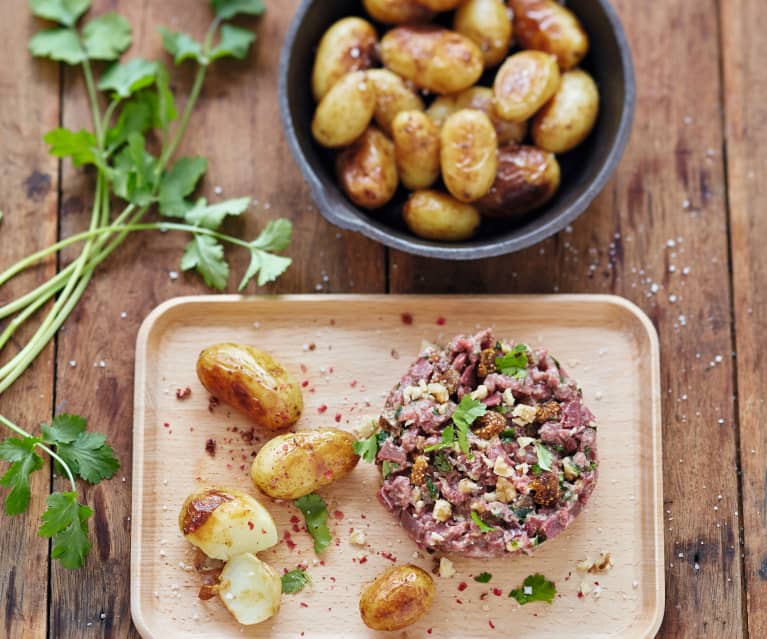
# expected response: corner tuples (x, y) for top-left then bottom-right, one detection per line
(0, 0), (289, 569)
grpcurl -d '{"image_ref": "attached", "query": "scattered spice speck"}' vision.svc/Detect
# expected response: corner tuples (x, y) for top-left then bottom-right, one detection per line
(401, 312), (414, 325)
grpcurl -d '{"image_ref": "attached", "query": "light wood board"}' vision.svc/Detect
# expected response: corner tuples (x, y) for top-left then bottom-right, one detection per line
(131, 294), (664, 638)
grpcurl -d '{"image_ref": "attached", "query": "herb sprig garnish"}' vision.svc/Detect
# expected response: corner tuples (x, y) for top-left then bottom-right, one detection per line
(294, 493), (332, 555)
(0, 0), (284, 570)
(496, 344), (530, 379)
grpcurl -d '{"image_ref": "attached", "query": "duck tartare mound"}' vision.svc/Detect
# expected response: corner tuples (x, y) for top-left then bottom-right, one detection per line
(375, 330), (598, 558)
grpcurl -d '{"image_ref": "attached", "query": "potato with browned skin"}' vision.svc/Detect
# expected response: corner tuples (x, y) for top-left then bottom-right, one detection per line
(454, 0), (512, 67)
(508, 0), (589, 70)
(404, 190), (481, 241)
(360, 564), (435, 631)
(336, 127), (399, 210)
(196, 343), (303, 430)
(494, 50), (561, 122)
(391, 110), (441, 190)
(441, 109), (498, 203)
(363, 0), (433, 24)
(312, 71), (376, 148)
(251, 428), (360, 500)
(367, 69), (425, 136)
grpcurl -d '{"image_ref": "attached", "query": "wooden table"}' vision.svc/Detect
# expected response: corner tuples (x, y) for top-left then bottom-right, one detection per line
(0, 0), (764, 637)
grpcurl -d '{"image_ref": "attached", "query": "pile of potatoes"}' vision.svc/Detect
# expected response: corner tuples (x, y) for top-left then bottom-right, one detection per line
(310, 0), (600, 242)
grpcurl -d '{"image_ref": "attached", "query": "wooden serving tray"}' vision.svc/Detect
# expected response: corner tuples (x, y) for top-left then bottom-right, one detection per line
(131, 295), (664, 638)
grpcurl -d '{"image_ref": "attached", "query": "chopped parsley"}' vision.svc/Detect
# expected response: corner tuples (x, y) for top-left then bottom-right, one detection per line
(424, 424), (455, 452)
(534, 442), (553, 471)
(475, 572), (492, 583)
(470, 511), (495, 533)
(394, 405), (403, 418)
(513, 507), (532, 521)
(589, 461), (598, 471)
(382, 460), (399, 479)
(452, 395), (487, 455)
(294, 493), (331, 555)
(433, 452), (452, 472)
(509, 574), (556, 605)
(353, 430), (388, 463)
(495, 344), (529, 379)
(425, 477), (439, 499)
(531, 464), (542, 475)
(281, 569), (310, 594)
(499, 428), (517, 442)
(494, 405), (511, 414)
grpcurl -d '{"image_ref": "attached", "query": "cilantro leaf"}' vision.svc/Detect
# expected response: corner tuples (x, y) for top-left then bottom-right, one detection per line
(158, 157), (208, 218)
(181, 235), (229, 290)
(509, 573), (557, 605)
(475, 572), (492, 583)
(153, 63), (178, 129)
(452, 395), (486, 454)
(534, 442), (553, 472)
(500, 428), (516, 442)
(38, 491), (93, 570)
(353, 433), (379, 464)
(184, 197), (250, 230)
(239, 249), (292, 291)
(28, 28), (86, 65)
(44, 128), (98, 167)
(425, 477), (439, 499)
(0, 437), (44, 515)
(211, 0), (266, 20)
(294, 493), (331, 555)
(470, 511), (495, 533)
(514, 507), (532, 522)
(159, 28), (204, 65)
(41, 414), (120, 484)
(30, 0), (90, 27)
(382, 460), (399, 479)
(424, 424), (455, 452)
(111, 133), (157, 205)
(433, 452), (452, 472)
(106, 93), (155, 152)
(251, 218), (293, 252)
(210, 25), (256, 62)
(98, 58), (158, 98)
(82, 12), (131, 60)
(281, 569), (310, 594)
(496, 344), (529, 379)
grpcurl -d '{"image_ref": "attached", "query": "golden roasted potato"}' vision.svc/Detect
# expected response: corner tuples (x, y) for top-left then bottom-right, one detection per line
(454, 0), (512, 67)
(532, 68), (599, 153)
(367, 69), (425, 136)
(312, 71), (376, 148)
(509, 0), (589, 70)
(196, 343), (303, 431)
(391, 110), (441, 190)
(360, 564), (435, 631)
(362, 0), (433, 24)
(403, 190), (481, 241)
(251, 428), (360, 500)
(336, 127), (399, 209)
(441, 109), (498, 202)
(178, 487), (278, 561)
(494, 50), (561, 122)
(476, 143), (560, 218)
(418, 0), (464, 9)
(218, 553), (281, 625)
(381, 26), (483, 95)
(460, 87), (528, 144)
(311, 17), (378, 101)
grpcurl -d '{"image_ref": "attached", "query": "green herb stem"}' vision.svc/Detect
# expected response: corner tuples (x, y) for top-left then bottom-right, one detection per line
(82, 59), (104, 143)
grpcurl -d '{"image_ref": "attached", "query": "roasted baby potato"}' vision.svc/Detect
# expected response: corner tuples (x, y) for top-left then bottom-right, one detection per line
(494, 50), (561, 122)
(381, 26), (483, 95)
(179, 487), (278, 561)
(196, 343), (303, 431)
(367, 69), (425, 136)
(419, 0), (464, 9)
(312, 70), (376, 148)
(311, 17), (378, 101)
(359, 564), (435, 631)
(391, 110), (441, 190)
(509, 0), (589, 70)
(454, 0), (512, 67)
(476, 143), (560, 218)
(362, 0), (433, 24)
(218, 553), (282, 625)
(403, 190), (481, 241)
(441, 109), (498, 202)
(532, 68), (599, 153)
(251, 428), (360, 500)
(336, 127), (399, 209)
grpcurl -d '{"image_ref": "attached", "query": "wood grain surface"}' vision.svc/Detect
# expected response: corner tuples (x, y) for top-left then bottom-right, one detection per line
(0, 0), (759, 637)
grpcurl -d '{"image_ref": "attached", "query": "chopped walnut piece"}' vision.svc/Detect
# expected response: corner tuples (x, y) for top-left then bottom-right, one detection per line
(410, 455), (428, 486)
(431, 366), (459, 395)
(577, 551), (614, 574)
(529, 471), (561, 507)
(474, 412), (507, 439)
(535, 401), (562, 423)
(477, 349), (497, 379)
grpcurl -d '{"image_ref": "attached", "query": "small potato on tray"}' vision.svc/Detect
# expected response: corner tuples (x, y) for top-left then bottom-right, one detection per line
(307, 0), (600, 242)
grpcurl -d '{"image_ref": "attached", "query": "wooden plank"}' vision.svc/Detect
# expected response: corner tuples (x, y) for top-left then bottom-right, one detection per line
(0, 6), (60, 639)
(49, 1), (386, 637)
(721, 0), (767, 636)
(389, 0), (743, 636)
